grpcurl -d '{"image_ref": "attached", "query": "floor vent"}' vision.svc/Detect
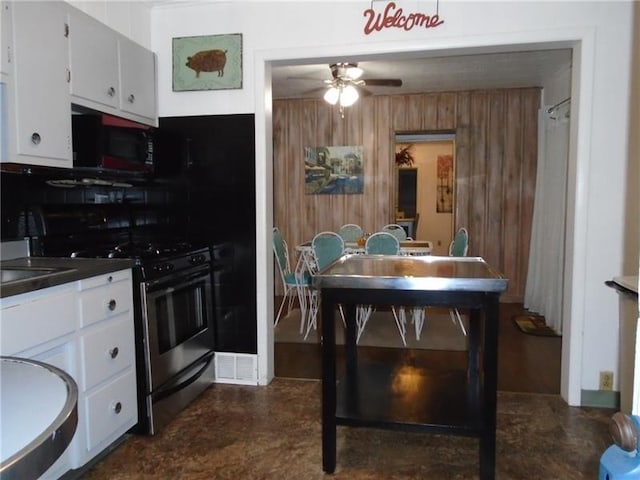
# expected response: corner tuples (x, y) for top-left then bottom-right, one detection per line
(214, 352), (258, 385)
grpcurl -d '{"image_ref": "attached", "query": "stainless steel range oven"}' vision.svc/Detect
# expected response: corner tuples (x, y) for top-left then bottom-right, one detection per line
(69, 240), (216, 435)
(16, 203), (216, 435)
(135, 247), (215, 435)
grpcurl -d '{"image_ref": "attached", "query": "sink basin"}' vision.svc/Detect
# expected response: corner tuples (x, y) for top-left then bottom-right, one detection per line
(0, 268), (72, 284)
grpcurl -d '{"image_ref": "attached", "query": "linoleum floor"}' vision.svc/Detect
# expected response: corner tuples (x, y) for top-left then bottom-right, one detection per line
(82, 303), (614, 479)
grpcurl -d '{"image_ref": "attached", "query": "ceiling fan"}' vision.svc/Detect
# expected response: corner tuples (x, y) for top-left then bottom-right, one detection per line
(293, 63), (402, 117)
(291, 63), (403, 111)
(324, 62), (403, 91)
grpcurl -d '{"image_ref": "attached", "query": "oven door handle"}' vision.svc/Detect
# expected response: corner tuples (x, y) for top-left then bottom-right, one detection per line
(153, 351), (215, 403)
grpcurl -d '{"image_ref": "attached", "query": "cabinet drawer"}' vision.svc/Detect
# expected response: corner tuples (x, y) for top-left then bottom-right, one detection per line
(79, 278), (132, 328)
(1, 288), (77, 355)
(80, 314), (134, 390)
(84, 369), (137, 452)
(78, 269), (130, 291)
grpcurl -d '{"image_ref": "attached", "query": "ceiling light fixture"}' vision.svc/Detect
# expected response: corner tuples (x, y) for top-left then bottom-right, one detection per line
(324, 63), (364, 118)
(324, 82), (360, 118)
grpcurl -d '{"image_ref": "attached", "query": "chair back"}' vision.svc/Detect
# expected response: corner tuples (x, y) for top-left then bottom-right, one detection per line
(338, 223), (364, 242)
(272, 227), (291, 280)
(381, 223), (408, 241)
(449, 227), (469, 257)
(312, 231), (345, 271)
(365, 232), (400, 255)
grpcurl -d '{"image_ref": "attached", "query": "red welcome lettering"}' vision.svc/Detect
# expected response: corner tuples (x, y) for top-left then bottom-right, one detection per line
(363, 2), (445, 35)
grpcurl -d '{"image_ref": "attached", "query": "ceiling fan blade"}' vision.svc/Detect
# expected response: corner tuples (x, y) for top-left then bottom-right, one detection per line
(362, 78), (403, 87)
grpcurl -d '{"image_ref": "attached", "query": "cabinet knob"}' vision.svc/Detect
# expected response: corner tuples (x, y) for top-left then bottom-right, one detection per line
(127, 94), (135, 103)
(113, 401), (122, 414)
(107, 86), (116, 97)
(108, 275), (113, 283)
(108, 299), (117, 311)
(109, 347), (119, 359)
(30, 132), (41, 145)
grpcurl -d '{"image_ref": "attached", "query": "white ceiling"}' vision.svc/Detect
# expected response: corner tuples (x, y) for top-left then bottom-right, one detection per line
(272, 49), (572, 100)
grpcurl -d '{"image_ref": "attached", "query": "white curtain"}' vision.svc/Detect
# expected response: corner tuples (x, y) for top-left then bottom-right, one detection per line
(524, 103), (570, 333)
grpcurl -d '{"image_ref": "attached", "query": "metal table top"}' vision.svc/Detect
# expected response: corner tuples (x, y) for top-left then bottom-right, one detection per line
(312, 255), (508, 292)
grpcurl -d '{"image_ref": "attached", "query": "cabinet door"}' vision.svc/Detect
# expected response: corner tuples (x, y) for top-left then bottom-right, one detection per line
(119, 36), (156, 122)
(1, 2), (11, 78)
(11, 1), (71, 167)
(68, 9), (118, 110)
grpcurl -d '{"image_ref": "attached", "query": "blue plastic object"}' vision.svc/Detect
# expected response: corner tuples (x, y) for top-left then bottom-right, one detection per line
(600, 415), (640, 479)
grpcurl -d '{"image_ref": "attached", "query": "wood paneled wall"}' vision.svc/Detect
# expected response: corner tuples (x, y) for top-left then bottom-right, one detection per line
(273, 88), (540, 301)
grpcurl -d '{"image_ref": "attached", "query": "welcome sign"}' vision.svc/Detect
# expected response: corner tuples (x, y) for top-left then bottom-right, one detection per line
(362, 1), (445, 35)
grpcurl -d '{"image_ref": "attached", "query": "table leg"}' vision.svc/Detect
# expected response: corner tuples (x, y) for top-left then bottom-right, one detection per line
(322, 289), (337, 474)
(467, 309), (482, 417)
(479, 299), (499, 480)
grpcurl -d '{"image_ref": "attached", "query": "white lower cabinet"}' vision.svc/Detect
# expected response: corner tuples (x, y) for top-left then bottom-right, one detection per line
(84, 369), (137, 452)
(0, 268), (137, 478)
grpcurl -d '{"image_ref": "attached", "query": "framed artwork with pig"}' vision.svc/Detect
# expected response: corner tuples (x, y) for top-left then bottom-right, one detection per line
(172, 33), (242, 91)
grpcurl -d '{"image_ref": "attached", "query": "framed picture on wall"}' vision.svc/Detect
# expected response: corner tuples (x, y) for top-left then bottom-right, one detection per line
(304, 146), (364, 194)
(437, 155), (453, 213)
(172, 33), (242, 91)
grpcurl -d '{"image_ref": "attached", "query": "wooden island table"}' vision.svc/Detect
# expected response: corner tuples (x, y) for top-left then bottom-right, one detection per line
(313, 254), (508, 479)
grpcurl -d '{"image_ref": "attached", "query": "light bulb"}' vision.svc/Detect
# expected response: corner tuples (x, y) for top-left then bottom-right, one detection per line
(340, 85), (359, 107)
(346, 66), (363, 80)
(324, 87), (339, 105)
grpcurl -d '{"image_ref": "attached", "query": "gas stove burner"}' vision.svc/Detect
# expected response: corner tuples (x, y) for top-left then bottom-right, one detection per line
(109, 242), (161, 258)
(69, 240), (198, 261)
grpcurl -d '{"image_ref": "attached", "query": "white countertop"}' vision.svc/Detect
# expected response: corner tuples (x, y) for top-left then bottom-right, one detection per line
(0, 357), (78, 479)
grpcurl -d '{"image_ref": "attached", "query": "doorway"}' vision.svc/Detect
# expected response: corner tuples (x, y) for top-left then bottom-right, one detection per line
(395, 133), (455, 256)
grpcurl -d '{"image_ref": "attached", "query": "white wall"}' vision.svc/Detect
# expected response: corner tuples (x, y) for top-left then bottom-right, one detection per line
(150, 1), (635, 404)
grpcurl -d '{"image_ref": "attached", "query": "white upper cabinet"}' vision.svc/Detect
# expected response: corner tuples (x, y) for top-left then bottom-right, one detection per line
(1, 2), (12, 79)
(119, 36), (157, 121)
(68, 7), (157, 126)
(9, 1), (72, 168)
(68, 9), (119, 111)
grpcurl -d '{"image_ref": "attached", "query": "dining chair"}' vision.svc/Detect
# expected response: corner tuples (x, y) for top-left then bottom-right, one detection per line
(381, 223), (411, 241)
(272, 227), (310, 333)
(307, 231), (346, 339)
(338, 223), (364, 243)
(356, 232), (407, 346)
(448, 227), (470, 335)
(449, 227), (469, 256)
(368, 230), (426, 342)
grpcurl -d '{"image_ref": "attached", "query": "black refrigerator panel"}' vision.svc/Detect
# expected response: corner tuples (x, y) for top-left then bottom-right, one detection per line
(157, 115), (257, 354)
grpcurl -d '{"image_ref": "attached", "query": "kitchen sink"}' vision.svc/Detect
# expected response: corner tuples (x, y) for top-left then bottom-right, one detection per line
(0, 267), (74, 284)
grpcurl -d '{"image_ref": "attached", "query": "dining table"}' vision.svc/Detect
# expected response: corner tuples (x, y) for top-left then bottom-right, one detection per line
(294, 239), (432, 278)
(312, 254), (508, 479)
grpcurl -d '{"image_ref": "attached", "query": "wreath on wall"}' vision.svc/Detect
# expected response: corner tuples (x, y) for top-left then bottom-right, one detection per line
(395, 144), (415, 166)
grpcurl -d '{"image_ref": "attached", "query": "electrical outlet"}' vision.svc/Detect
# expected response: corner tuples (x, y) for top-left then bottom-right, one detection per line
(599, 371), (614, 391)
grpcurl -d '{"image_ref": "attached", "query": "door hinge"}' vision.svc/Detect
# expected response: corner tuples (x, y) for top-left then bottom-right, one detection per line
(64, 23), (69, 38)
(66, 69), (71, 83)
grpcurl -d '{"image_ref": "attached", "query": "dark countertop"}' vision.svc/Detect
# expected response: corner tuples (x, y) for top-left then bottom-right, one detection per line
(0, 257), (136, 298)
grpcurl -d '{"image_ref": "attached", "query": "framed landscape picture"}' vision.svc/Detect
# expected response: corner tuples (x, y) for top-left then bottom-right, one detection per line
(172, 33), (242, 91)
(304, 146), (364, 195)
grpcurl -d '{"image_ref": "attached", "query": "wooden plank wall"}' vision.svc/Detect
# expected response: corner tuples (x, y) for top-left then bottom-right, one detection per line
(273, 87), (540, 301)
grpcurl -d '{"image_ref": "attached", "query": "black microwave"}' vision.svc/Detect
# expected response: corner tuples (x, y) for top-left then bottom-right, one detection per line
(72, 113), (154, 173)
